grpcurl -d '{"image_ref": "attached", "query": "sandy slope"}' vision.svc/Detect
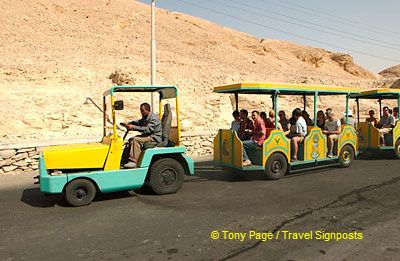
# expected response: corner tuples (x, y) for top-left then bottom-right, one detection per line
(0, 0), (394, 144)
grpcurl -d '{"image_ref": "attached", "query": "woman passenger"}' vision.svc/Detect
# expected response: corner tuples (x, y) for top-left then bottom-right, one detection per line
(366, 110), (378, 127)
(316, 110), (325, 129)
(302, 110), (313, 126)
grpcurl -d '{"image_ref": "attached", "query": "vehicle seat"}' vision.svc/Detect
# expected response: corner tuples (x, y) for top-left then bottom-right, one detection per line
(143, 103), (172, 149)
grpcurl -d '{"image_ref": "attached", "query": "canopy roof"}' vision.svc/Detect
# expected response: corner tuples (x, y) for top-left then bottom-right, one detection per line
(103, 85), (178, 100)
(214, 82), (359, 95)
(350, 88), (400, 99)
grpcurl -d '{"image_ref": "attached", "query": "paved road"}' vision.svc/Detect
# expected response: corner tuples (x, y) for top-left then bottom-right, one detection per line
(1, 155), (400, 260)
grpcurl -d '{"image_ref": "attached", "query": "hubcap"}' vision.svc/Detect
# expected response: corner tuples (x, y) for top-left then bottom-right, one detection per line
(74, 187), (87, 200)
(271, 160), (282, 173)
(159, 168), (177, 187)
(343, 151), (350, 162)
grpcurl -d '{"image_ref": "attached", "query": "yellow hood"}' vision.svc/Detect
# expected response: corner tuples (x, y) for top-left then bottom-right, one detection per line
(43, 142), (110, 169)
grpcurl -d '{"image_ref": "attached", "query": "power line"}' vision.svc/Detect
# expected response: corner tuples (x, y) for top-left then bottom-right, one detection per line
(278, 0), (400, 36)
(172, 0), (400, 64)
(265, 0), (400, 38)
(208, 0), (400, 52)
(227, 0), (400, 50)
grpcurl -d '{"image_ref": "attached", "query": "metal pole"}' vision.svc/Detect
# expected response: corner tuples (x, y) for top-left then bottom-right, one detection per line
(234, 93), (239, 111)
(303, 95), (306, 111)
(379, 99), (382, 118)
(313, 92), (317, 126)
(345, 94), (349, 125)
(274, 92), (278, 129)
(151, 0), (156, 110)
(356, 98), (360, 123)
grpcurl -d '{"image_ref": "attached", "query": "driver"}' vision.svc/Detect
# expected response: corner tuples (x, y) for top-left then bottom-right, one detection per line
(120, 103), (162, 168)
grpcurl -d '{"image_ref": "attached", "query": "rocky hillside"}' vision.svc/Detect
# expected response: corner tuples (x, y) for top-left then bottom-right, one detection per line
(0, 0), (384, 144)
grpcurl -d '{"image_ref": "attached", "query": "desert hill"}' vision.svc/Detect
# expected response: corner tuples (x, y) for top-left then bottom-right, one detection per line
(0, 0), (387, 145)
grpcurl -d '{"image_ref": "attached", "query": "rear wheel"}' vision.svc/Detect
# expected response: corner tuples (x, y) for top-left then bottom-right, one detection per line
(64, 179), (96, 207)
(265, 153), (288, 180)
(395, 139), (400, 159)
(339, 144), (355, 168)
(148, 158), (185, 195)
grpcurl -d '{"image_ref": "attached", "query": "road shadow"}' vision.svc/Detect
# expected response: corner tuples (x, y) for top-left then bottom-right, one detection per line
(191, 161), (341, 183)
(21, 187), (136, 208)
(357, 151), (397, 160)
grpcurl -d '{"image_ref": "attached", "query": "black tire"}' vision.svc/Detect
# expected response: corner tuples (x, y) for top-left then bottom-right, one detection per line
(148, 158), (185, 195)
(395, 139), (400, 159)
(265, 153), (288, 180)
(339, 144), (355, 168)
(64, 179), (96, 207)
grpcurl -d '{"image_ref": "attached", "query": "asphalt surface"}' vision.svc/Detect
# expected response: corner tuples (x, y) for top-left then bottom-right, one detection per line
(1, 154), (400, 260)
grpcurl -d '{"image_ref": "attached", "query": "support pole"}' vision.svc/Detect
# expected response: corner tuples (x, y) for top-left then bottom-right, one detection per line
(356, 98), (360, 123)
(234, 93), (239, 111)
(150, 0), (156, 110)
(379, 99), (382, 118)
(398, 95), (400, 120)
(274, 92), (279, 129)
(313, 92), (318, 126)
(345, 94), (349, 125)
(303, 95), (306, 111)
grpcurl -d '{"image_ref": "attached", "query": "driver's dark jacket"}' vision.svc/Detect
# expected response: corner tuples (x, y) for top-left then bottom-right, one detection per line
(130, 112), (162, 142)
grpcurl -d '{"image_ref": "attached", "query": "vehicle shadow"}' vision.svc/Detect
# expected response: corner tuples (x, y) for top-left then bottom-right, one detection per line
(21, 187), (136, 208)
(357, 151), (397, 160)
(190, 161), (341, 183)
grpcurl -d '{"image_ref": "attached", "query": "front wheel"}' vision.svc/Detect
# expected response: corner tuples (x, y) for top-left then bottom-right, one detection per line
(394, 139), (400, 159)
(148, 158), (185, 195)
(339, 144), (355, 168)
(265, 153), (288, 180)
(64, 179), (97, 207)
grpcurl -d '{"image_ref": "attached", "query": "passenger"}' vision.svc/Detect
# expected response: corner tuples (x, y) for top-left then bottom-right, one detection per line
(377, 106), (395, 146)
(242, 111), (266, 166)
(302, 110), (313, 126)
(260, 111), (268, 127)
(266, 110), (283, 130)
(316, 110), (325, 129)
(394, 107), (399, 124)
(341, 109), (357, 129)
(287, 116), (297, 136)
(278, 110), (290, 133)
(120, 103), (162, 168)
(230, 110), (241, 133)
(323, 109), (341, 158)
(238, 109), (253, 141)
(366, 110), (378, 127)
(290, 108), (307, 161)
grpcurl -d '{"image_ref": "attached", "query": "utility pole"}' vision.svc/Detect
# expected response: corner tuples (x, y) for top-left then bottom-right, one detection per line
(150, 0), (156, 110)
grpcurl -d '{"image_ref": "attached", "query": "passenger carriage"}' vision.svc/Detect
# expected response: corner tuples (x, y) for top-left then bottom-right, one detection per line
(213, 82), (360, 180)
(351, 88), (400, 158)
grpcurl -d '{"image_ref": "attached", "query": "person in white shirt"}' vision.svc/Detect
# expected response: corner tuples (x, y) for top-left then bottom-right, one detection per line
(291, 108), (307, 161)
(230, 110), (241, 133)
(323, 109), (342, 158)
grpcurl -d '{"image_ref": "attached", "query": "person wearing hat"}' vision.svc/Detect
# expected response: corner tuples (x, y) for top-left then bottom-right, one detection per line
(340, 109), (357, 130)
(323, 108), (342, 158)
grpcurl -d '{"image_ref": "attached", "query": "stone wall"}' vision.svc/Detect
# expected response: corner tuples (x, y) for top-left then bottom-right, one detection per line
(0, 148), (39, 175)
(0, 134), (216, 175)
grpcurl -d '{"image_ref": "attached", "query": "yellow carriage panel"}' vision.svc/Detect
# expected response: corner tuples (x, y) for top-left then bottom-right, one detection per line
(338, 125), (358, 153)
(393, 122), (400, 145)
(263, 130), (290, 165)
(304, 127), (327, 161)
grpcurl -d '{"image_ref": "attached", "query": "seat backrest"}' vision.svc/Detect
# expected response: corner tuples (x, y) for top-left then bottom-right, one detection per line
(160, 103), (172, 146)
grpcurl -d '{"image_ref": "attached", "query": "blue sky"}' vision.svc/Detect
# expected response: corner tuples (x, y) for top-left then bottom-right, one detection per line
(138, 0), (400, 73)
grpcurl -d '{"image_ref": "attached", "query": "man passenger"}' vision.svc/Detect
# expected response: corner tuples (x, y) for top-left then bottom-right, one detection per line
(323, 109), (341, 158)
(341, 109), (357, 129)
(120, 103), (162, 168)
(238, 109), (253, 141)
(290, 108), (307, 161)
(278, 110), (290, 133)
(366, 110), (378, 127)
(377, 106), (395, 146)
(242, 111), (266, 166)
(394, 107), (399, 124)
